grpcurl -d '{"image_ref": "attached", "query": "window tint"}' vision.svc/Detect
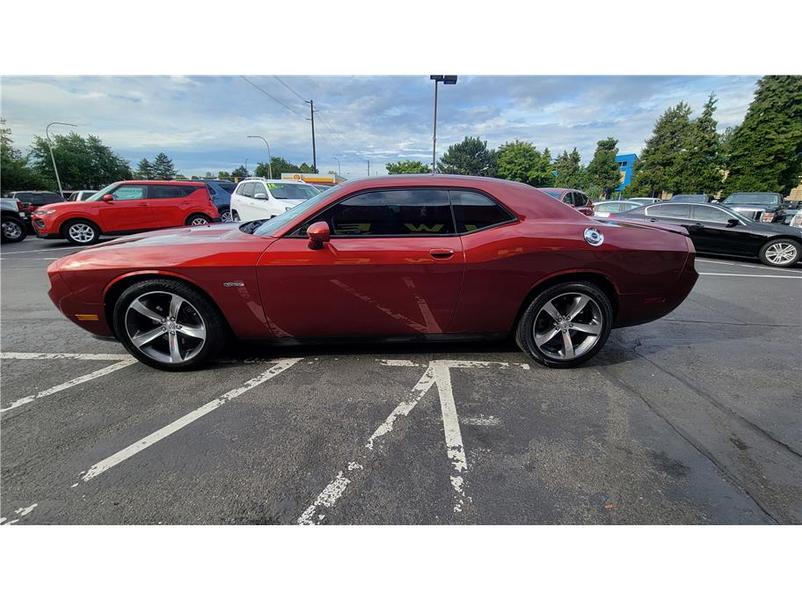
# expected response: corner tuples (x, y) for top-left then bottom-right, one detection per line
(573, 193), (588, 207)
(217, 182), (235, 193)
(33, 192), (64, 205)
(692, 205), (731, 224)
(647, 204), (691, 219)
(148, 185), (182, 199)
(111, 185), (146, 201)
(313, 189), (453, 236)
(451, 190), (514, 233)
(238, 182), (253, 197)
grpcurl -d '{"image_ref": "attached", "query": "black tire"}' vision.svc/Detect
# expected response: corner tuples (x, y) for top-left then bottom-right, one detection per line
(186, 213), (211, 227)
(1, 216), (27, 243)
(112, 278), (228, 371)
(515, 281), (613, 368)
(62, 219), (100, 245)
(758, 238), (801, 268)
(231, 210), (241, 222)
(219, 207), (232, 222)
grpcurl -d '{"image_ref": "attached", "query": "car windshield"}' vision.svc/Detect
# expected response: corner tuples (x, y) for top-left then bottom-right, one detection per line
(249, 186), (339, 236)
(723, 194), (778, 206)
(83, 183), (118, 201)
(267, 182), (320, 200)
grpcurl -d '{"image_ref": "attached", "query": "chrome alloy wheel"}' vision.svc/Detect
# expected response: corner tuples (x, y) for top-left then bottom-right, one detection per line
(220, 210), (232, 223)
(533, 292), (604, 361)
(189, 216), (209, 226)
(124, 291), (206, 364)
(68, 222), (95, 243)
(764, 241), (798, 266)
(2, 220), (23, 240)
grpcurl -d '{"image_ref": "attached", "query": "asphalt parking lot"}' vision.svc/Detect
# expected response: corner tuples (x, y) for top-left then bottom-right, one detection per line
(1, 236), (800, 525)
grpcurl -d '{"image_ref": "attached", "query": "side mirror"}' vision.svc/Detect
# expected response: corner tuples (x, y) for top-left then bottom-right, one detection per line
(726, 218), (739, 227)
(307, 221), (330, 250)
(254, 192), (267, 200)
(102, 194), (114, 202)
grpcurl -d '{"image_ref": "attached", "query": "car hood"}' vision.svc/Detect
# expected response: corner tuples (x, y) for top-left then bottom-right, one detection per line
(88, 223), (246, 249)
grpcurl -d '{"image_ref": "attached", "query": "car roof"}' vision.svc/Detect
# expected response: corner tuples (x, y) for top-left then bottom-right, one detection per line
(121, 180), (203, 185)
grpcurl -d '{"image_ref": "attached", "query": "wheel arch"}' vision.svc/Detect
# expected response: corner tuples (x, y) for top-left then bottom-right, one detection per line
(512, 270), (620, 332)
(103, 271), (233, 338)
(59, 215), (103, 236)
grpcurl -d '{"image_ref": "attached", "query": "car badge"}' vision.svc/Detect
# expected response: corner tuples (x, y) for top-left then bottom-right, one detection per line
(584, 227), (604, 247)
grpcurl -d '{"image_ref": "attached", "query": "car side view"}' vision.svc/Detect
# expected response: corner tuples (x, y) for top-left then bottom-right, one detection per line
(611, 201), (802, 267)
(32, 180), (220, 245)
(230, 178), (321, 222)
(46, 175), (698, 371)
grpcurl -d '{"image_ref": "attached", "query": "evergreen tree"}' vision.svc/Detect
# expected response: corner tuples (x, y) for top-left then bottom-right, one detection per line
(724, 75), (802, 194)
(584, 137), (621, 198)
(496, 140), (553, 186)
(629, 102), (693, 197)
(678, 94), (724, 194)
(438, 136), (496, 176)
(553, 148), (584, 189)
(151, 152), (177, 180)
(231, 165), (249, 179)
(136, 158), (154, 179)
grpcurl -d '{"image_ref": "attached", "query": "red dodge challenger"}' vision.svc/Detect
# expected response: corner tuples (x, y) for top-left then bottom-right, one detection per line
(47, 175), (698, 370)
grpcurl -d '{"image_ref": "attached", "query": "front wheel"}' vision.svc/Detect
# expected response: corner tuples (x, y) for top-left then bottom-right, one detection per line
(759, 239), (800, 267)
(219, 208), (232, 222)
(515, 282), (613, 368)
(1, 217), (27, 243)
(113, 279), (228, 371)
(63, 219), (100, 245)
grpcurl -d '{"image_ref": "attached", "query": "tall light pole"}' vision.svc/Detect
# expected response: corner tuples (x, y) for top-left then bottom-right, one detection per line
(45, 121), (76, 197)
(305, 100), (317, 173)
(333, 157), (341, 176)
(247, 135), (273, 179)
(367, 159), (370, 176)
(429, 75), (457, 174)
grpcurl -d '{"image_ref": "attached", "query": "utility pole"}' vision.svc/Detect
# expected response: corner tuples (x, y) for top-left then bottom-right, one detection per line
(333, 157), (341, 176)
(45, 122), (77, 197)
(306, 100), (317, 173)
(367, 160), (370, 176)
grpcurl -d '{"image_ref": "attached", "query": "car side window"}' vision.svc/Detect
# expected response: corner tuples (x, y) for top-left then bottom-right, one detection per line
(646, 204), (691, 219)
(310, 189), (453, 236)
(111, 185), (146, 201)
(148, 185), (180, 199)
(573, 193), (588, 207)
(451, 190), (515, 233)
(692, 205), (730, 224)
(238, 182), (253, 198)
(562, 193), (575, 206)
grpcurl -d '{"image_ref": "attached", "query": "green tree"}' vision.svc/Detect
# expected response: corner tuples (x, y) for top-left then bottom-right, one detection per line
(217, 170), (231, 180)
(231, 165), (249, 179)
(151, 152), (177, 180)
(29, 132), (131, 189)
(298, 162), (317, 174)
(629, 102), (693, 197)
(584, 137), (621, 198)
(386, 160), (431, 174)
(136, 158), (154, 179)
(0, 121), (47, 194)
(676, 94), (724, 194)
(495, 140), (553, 186)
(724, 75), (802, 195)
(553, 148), (584, 189)
(438, 136), (496, 176)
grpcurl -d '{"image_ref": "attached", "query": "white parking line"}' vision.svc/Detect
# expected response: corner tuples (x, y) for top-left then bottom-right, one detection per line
(0, 503), (38, 526)
(0, 359), (137, 414)
(432, 361), (469, 513)
(1, 352), (130, 361)
(698, 272), (802, 280)
(697, 258), (802, 274)
(79, 358), (302, 483)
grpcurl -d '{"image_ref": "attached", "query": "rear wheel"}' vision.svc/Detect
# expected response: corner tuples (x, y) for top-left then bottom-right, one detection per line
(63, 219), (100, 245)
(186, 213), (211, 227)
(515, 282), (613, 368)
(113, 278), (227, 371)
(759, 239), (800, 267)
(1, 216), (27, 243)
(219, 208), (232, 222)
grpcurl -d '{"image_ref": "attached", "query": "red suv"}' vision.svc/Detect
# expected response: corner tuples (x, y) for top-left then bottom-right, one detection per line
(32, 180), (220, 245)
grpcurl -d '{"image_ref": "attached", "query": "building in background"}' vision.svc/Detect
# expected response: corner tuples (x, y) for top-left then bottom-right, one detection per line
(615, 153), (637, 192)
(281, 173), (345, 187)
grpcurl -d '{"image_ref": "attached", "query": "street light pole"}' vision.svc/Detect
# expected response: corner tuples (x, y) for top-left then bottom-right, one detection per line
(429, 75), (457, 174)
(247, 135), (273, 179)
(45, 121), (76, 197)
(333, 157), (341, 176)
(367, 160), (370, 176)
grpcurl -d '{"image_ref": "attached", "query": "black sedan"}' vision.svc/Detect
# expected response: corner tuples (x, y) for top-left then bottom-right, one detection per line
(611, 202), (802, 267)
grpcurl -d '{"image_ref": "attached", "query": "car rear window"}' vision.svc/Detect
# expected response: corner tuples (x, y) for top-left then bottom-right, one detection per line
(33, 192), (64, 205)
(217, 182), (235, 193)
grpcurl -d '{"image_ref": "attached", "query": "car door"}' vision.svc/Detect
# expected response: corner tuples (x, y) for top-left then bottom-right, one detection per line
(257, 187), (465, 338)
(241, 182), (265, 221)
(690, 205), (759, 257)
(145, 184), (187, 228)
(96, 184), (150, 232)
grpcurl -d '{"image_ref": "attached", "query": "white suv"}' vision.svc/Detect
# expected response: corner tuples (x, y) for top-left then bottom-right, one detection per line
(230, 178), (320, 222)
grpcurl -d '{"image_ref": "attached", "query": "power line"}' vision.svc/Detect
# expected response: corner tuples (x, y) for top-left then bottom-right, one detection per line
(273, 76), (307, 103)
(240, 76), (302, 117)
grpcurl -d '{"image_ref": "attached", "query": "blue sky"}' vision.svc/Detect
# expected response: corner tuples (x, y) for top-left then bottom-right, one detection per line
(1, 75), (760, 178)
